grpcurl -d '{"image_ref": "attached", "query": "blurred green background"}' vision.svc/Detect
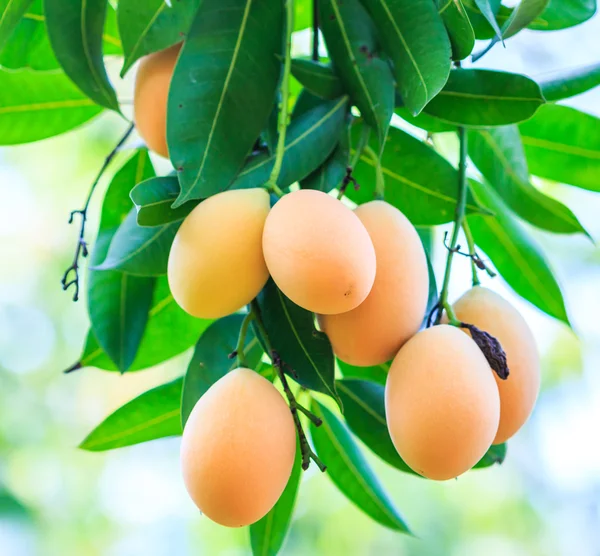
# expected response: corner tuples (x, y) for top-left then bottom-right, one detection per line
(2, 18), (600, 556)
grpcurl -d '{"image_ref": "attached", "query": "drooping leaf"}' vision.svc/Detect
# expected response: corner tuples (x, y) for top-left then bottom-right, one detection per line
(0, 69), (102, 144)
(250, 448), (302, 556)
(131, 175), (197, 227)
(256, 279), (340, 406)
(337, 379), (417, 474)
(319, 0), (395, 145)
(310, 401), (411, 533)
(345, 124), (485, 225)
(472, 0), (503, 39)
(168, 0), (283, 206)
(93, 210), (181, 276)
(117, 0), (199, 76)
(181, 314), (264, 426)
(338, 360), (389, 386)
(0, 0), (33, 50)
(290, 59), (344, 100)
(80, 277), (212, 372)
(539, 62), (600, 102)
(528, 0), (596, 30)
(468, 126), (588, 235)
(87, 150), (156, 372)
(80, 378), (183, 451)
(467, 179), (570, 324)
(519, 104), (600, 192)
(45, 0), (119, 111)
(461, 0), (502, 40)
(502, 0), (550, 38)
(474, 442), (507, 468)
(360, 0), (451, 116)
(436, 0), (475, 61)
(423, 69), (545, 127)
(229, 97), (348, 191)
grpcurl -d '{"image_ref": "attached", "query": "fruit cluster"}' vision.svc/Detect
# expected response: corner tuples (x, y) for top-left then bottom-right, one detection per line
(134, 47), (540, 528)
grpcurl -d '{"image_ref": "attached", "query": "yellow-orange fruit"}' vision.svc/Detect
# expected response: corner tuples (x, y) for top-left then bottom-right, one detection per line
(385, 325), (500, 480)
(450, 286), (540, 444)
(133, 44), (180, 158)
(262, 189), (376, 314)
(181, 368), (296, 527)
(168, 188), (270, 319)
(319, 201), (428, 366)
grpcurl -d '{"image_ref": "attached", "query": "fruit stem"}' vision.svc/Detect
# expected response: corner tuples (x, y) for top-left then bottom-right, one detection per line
(462, 220), (481, 286)
(249, 299), (326, 472)
(234, 311), (255, 367)
(265, 0), (294, 197)
(363, 145), (385, 200)
(435, 126), (468, 327)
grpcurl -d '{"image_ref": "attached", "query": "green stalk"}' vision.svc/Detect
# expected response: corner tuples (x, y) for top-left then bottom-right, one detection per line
(234, 311), (255, 367)
(462, 220), (480, 287)
(363, 144), (385, 200)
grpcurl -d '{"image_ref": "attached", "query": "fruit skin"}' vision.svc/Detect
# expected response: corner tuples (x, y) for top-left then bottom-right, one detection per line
(133, 44), (180, 158)
(450, 286), (540, 444)
(385, 325), (500, 480)
(262, 189), (376, 315)
(319, 201), (428, 366)
(168, 188), (270, 319)
(181, 368), (296, 527)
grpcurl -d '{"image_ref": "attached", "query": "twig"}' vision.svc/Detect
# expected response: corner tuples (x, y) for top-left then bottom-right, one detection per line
(61, 123), (135, 301)
(337, 124), (369, 200)
(462, 220), (496, 285)
(471, 39), (498, 63)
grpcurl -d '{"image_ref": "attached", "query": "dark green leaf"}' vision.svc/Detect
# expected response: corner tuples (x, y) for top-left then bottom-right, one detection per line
(131, 175), (197, 227)
(250, 448), (302, 556)
(436, 0), (475, 61)
(319, 0), (395, 145)
(94, 211), (181, 276)
(0, 486), (31, 518)
(361, 0), (451, 116)
(467, 179), (570, 324)
(257, 279), (340, 406)
(45, 0), (119, 111)
(338, 360), (389, 386)
(181, 314), (264, 426)
(468, 126), (588, 235)
(346, 124), (485, 225)
(290, 59), (344, 100)
(519, 104), (600, 192)
(262, 99), (279, 155)
(419, 227), (439, 323)
(0, 0), (33, 50)
(528, 0), (596, 30)
(395, 106), (457, 133)
(118, 0), (199, 76)
(0, 69), (102, 144)
(423, 69), (545, 127)
(80, 276), (212, 372)
(168, 0), (283, 206)
(502, 0), (550, 38)
(80, 378), (183, 451)
(539, 62), (600, 102)
(88, 150), (156, 372)
(461, 0), (501, 40)
(474, 443), (507, 468)
(337, 379), (417, 475)
(230, 97), (348, 191)
(310, 401), (411, 533)
(472, 0), (503, 39)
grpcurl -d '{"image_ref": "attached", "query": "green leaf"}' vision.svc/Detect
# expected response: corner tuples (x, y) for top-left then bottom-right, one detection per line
(230, 97), (348, 191)
(256, 279), (340, 406)
(88, 150), (156, 372)
(528, 0), (596, 30)
(0, 0), (33, 50)
(346, 124), (484, 225)
(290, 59), (344, 100)
(80, 276), (212, 372)
(118, 0), (199, 76)
(467, 179), (570, 324)
(436, 0), (475, 61)
(461, 0), (502, 40)
(0, 69), (102, 144)
(474, 443), (507, 468)
(45, 0), (119, 111)
(395, 106), (457, 133)
(519, 104), (600, 192)
(168, 0), (283, 206)
(502, 0), (550, 38)
(181, 314), (264, 426)
(338, 360), (389, 386)
(423, 69), (545, 127)
(250, 449), (302, 556)
(310, 401), (411, 533)
(94, 211), (181, 276)
(337, 379), (417, 475)
(319, 0), (395, 145)
(472, 0), (503, 39)
(468, 126), (588, 235)
(102, 3), (121, 55)
(539, 62), (600, 102)
(80, 378), (183, 451)
(360, 0), (451, 116)
(131, 175), (197, 227)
